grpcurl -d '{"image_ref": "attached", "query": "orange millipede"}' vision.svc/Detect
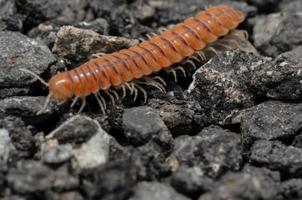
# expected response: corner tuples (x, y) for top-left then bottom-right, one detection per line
(21, 4), (245, 114)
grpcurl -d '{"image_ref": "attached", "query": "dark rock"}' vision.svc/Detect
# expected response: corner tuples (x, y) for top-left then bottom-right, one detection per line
(171, 126), (242, 178)
(279, 0), (302, 13)
(279, 179), (302, 200)
(80, 160), (138, 200)
(47, 115), (110, 169)
(0, 88), (30, 99)
(253, 12), (302, 57)
(241, 101), (302, 143)
(148, 98), (203, 136)
(53, 25), (139, 64)
(250, 140), (302, 175)
(89, 0), (152, 37)
(186, 50), (267, 125)
(199, 165), (280, 200)
(0, 96), (60, 124)
(7, 161), (79, 195)
(196, 126), (243, 178)
(15, 0), (88, 29)
(172, 134), (203, 167)
(247, 0), (281, 12)
(0, 31), (56, 91)
(0, 116), (35, 159)
(0, 0), (23, 32)
(123, 106), (170, 146)
(170, 164), (213, 197)
(250, 46), (302, 100)
(76, 18), (109, 35)
(129, 181), (189, 200)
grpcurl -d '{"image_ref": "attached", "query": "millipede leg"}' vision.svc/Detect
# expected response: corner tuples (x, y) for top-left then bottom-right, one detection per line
(206, 46), (218, 55)
(140, 77), (166, 93)
(158, 27), (168, 34)
(94, 93), (105, 114)
(105, 90), (116, 107)
(110, 89), (119, 101)
(135, 84), (147, 103)
(70, 96), (79, 108)
(166, 69), (178, 82)
(133, 86), (138, 101)
(146, 32), (157, 39)
(78, 97), (86, 113)
(175, 66), (187, 78)
(89, 52), (106, 59)
(196, 51), (207, 61)
(183, 59), (197, 69)
(124, 82), (134, 95)
(97, 93), (107, 110)
(190, 55), (201, 62)
(153, 76), (167, 86)
(120, 85), (127, 99)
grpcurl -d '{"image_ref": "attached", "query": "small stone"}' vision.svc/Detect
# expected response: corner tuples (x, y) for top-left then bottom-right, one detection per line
(280, 179), (302, 200)
(42, 144), (73, 165)
(123, 106), (170, 146)
(253, 12), (302, 57)
(148, 98), (202, 137)
(80, 160), (138, 200)
(251, 140), (302, 175)
(171, 165), (213, 197)
(241, 101), (302, 142)
(199, 165), (280, 200)
(53, 26), (139, 63)
(250, 46), (302, 99)
(7, 161), (79, 195)
(48, 115), (110, 169)
(0, 116), (35, 158)
(171, 126), (242, 178)
(129, 181), (190, 200)
(196, 126), (243, 178)
(279, 0), (302, 13)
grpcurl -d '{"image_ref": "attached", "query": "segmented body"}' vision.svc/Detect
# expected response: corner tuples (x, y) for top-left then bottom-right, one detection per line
(48, 4), (245, 101)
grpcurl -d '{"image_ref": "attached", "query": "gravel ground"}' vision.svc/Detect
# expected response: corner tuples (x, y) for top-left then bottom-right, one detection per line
(0, 0), (302, 199)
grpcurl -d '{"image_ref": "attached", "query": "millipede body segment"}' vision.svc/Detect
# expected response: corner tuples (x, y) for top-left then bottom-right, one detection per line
(40, 4), (245, 112)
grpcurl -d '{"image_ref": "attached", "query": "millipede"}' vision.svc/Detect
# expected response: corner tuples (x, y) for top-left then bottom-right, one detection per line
(21, 4), (245, 114)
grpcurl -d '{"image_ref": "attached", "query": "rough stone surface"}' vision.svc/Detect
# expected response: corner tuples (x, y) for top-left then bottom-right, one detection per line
(279, 179), (302, 200)
(7, 161), (79, 195)
(0, 31), (55, 91)
(53, 26), (139, 64)
(199, 165), (280, 200)
(253, 12), (302, 57)
(251, 140), (302, 175)
(187, 50), (268, 125)
(129, 181), (190, 200)
(241, 101), (302, 143)
(123, 106), (170, 146)
(171, 126), (242, 178)
(250, 46), (302, 99)
(47, 115), (110, 169)
(170, 165), (213, 197)
(0, 116), (35, 159)
(0, 96), (60, 124)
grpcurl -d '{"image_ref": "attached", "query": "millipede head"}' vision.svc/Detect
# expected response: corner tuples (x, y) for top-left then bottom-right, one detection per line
(48, 72), (74, 100)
